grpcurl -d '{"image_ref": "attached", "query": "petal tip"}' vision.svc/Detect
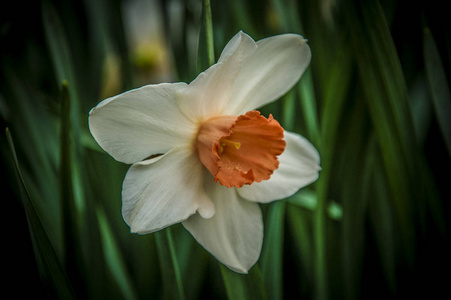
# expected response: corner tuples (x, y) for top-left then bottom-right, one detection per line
(224, 264), (250, 274)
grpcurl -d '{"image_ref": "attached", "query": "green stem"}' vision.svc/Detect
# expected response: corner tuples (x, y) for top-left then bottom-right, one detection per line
(203, 0), (215, 66)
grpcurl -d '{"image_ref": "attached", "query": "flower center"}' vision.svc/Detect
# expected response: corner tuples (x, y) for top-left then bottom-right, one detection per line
(195, 110), (286, 188)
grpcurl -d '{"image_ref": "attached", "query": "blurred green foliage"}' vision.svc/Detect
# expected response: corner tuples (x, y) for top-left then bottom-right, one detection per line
(1, 0), (449, 299)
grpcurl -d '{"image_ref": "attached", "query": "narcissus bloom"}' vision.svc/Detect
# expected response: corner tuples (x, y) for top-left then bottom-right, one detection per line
(89, 31), (320, 273)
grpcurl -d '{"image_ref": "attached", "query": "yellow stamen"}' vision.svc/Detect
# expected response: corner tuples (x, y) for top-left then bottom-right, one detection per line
(220, 139), (241, 153)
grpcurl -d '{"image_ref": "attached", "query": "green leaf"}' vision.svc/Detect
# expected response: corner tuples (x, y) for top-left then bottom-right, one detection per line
(260, 201), (285, 300)
(297, 71), (320, 146)
(96, 207), (138, 300)
(366, 141), (397, 294)
(155, 228), (186, 300)
(175, 228), (209, 299)
(59, 80), (86, 293)
(220, 264), (267, 300)
(270, 0), (320, 144)
(42, 0), (87, 228)
(282, 89), (296, 130)
(2, 67), (63, 250)
(345, 0), (418, 264)
(423, 28), (451, 156)
(42, 1), (81, 118)
(6, 128), (76, 299)
(339, 103), (372, 300)
(203, 0), (215, 66)
(286, 205), (313, 278)
(408, 78), (433, 145)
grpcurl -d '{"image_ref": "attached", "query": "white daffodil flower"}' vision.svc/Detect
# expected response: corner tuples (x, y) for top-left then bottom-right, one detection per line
(89, 31), (320, 273)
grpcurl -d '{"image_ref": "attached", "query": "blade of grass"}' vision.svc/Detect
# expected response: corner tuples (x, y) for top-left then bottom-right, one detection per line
(203, 0), (215, 66)
(176, 228), (209, 299)
(282, 89), (296, 130)
(315, 43), (351, 298)
(230, 0), (258, 38)
(409, 77), (432, 145)
(297, 72), (320, 145)
(6, 127), (75, 299)
(366, 139), (397, 294)
(59, 80), (86, 295)
(270, 0), (320, 144)
(345, 0), (417, 265)
(220, 264), (267, 300)
(42, 1), (81, 123)
(260, 201), (285, 300)
(339, 101), (372, 300)
(361, 2), (418, 168)
(96, 206), (138, 300)
(286, 204), (313, 278)
(270, 2), (323, 298)
(84, 148), (149, 299)
(423, 28), (451, 156)
(42, 0), (87, 220)
(2, 67), (64, 242)
(155, 228), (186, 300)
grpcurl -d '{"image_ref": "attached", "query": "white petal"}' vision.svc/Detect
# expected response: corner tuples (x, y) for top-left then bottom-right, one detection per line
(237, 131), (320, 203)
(89, 82), (196, 164)
(182, 182), (263, 273)
(122, 146), (215, 234)
(217, 31), (257, 64)
(177, 31), (257, 122)
(224, 34), (311, 115)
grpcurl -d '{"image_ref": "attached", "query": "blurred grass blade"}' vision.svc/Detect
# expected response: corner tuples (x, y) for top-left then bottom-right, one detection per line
(270, 0), (302, 33)
(6, 127), (75, 299)
(42, 1), (86, 218)
(297, 72), (320, 145)
(270, 2), (323, 298)
(203, 0), (215, 66)
(260, 201), (285, 300)
(361, 2), (417, 165)
(316, 45), (350, 298)
(96, 207), (138, 300)
(2, 68), (63, 250)
(423, 28), (451, 156)
(230, 0), (257, 37)
(43, 4), (88, 280)
(313, 181), (327, 300)
(42, 1), (81, 120)
(320, 44), (351, 175)
(286, 205), (313, 278)
(409, 78), (433, 145)
(220, 264), (267, 300)
(59, 80), (85, 293)
(282, 89), (296, 130)
(345, 0), (417, 264)
(270, 0), (320, 144)
(367, 140), (397, 294)
(340, 102), (372, 300)
(155, 228), (186, 300)
(176, 229), (208, 299)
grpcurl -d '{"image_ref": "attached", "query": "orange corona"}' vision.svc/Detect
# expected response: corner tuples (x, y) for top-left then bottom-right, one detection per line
(196, 110), (286, 188)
